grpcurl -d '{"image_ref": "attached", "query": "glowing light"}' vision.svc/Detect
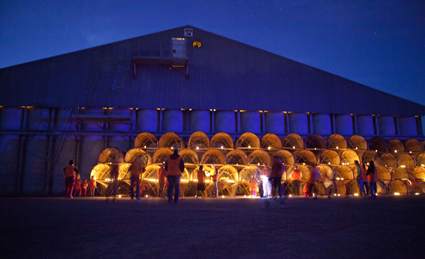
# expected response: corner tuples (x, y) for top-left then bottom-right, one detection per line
(375, 150), (378, 152)
(244, 195), (246, 197)
(222, 195), (224, 198)
(171, 147), (174, 150)
(394, 150), (397, 153)
(401, 165), (405, 168)
(258, 163), (260, 166)
(334, 194), (336, 196)
(118, 195), (122, 198)
(328, 162), (330, 165)
(341, 178), (344, 180)
(293, 146), (295, 149)
(268, 147), (271, 150)
(248, 146), (251, 148)
(303, 163), (305, 165)
(336, 177), (340, 180)
(354, 193), (359, 196)
(195, 195), (197, 198)
(355, 147), (358, 150)
(410, 151), (412, 154)
(315, 148), (317, 150)
(336, 146), (339, 149)
(394, 192), (400, 196)
(289, 194), (292, 197)
(415, 193), (420, 195)
(196, 147), (199, 150)
(146, 195), (148, 198)
(338, 194), (341, 197)
(422, 164), (424, 167)
(221, 146), (224, 149)
(236, 163), (238, 165)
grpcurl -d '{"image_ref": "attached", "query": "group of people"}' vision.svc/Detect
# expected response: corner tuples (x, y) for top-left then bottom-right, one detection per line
(63, 160), (97, 198)
(249, 159), (379, 199)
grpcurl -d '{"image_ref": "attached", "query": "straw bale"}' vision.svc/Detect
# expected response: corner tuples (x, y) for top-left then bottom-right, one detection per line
(260, 133), (282, 150)
(274, 150), (294, 166)
(248, 150), (271, 165)
(389, 180), (407, 194)
(381, 153), (397, 168)
(188, 131), (209, 149)
(320, 150), (340, 165)
(362, 150), (382, 166)
(415, 153), (425, 167)
(396, 153), (415, 168)
(413, 166), (425, 179)
(369, 136), (387, 153)
(201, 148), (225, 165)
(134, 132), (157, 148)
(304, 134), (326, 150)
(294, 150), (317, 166)
(235, 132), (260, 151)
(405, 139), (423, 153)
(152, 148), (173, 164)
(124, 148), (151, 164)
(376, 166), (391, 181)
(226, 149), (249, 165)
(388, 139), (404, 154)
(340, 149), (359, 165)
(348, 135), (368, 151)
(97, 147), (123, 163)
(327, 134), (347, 149)
(179, 148), (199, 165)
(210, 133), (233, 149)
(281, 133), (303, 150)
(158, 132), (183, 149)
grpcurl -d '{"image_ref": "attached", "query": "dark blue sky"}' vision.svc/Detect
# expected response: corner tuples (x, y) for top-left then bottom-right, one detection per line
(1, 0), (424, 106)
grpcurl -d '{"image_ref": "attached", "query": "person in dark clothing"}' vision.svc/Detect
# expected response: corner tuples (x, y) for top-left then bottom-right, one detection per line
(165, 149), (185, 203)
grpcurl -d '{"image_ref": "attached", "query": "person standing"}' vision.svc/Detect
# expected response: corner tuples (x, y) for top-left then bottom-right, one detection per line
(323, 169), (337, 198)
(158, 163), (167, 198)
(270, 156), (285, 198)
(262, 163), (271, 198)
(362, 163), (369, 196)
(367, 161), (377, 199)
(290, 165), (303, 196)
(165, 149), (185, 203)
(73, 174), (81, 197)
(63, 160), (78, 198)
(308, 165), (321, 199)
(211, 164), (219, 198)
(355, 160), (366, 196)
(250, 174), (258, 197)
(89, 176), (97, 196)
(108, 163), (119, 201)
(81, 179), (88, 197)
(196, 165), (206, 198)
(128, 159), (143, 202)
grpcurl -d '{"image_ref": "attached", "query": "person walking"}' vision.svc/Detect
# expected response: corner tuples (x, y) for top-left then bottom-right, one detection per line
(270, 156), (285, 198)
(63, 160), (79, 198)
(158, 163), (167, 198)
(308, 164), (321, 199)
(354, 160), (366, 196)
(211, 164), (219, 198)
(73, 174), (81, 197)
(323, 169), (337, 198)
(165, 149), (185, 203)
(128, 159), (143, 202)
(196, 165), (206, 198)
(290, 165), (303, 196)
(262, 163), (271, 198)
(367, 161), (377, 199)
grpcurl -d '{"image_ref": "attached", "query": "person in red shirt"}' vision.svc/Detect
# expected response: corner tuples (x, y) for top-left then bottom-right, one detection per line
(158, 163), (167, 198)
(73, 174), (81, 197)
(270, 156), (285, 198)
(63, 160), (79, 198)
(211, 164), (219, 198)
(290, 165), (303, 196)
(196, 165), (206, 198)
(250, 174), (258, 197)
(367, 161), (377, 199)
(355, 160), (366, 196)
(89, 176), (97, 196)
(165, 149), (185, 203)
(81, 179), (88, 197)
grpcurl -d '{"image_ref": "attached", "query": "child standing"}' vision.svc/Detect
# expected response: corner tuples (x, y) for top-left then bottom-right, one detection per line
(81, 179), (88, 197)
(89, 176), (97, 196)
(250, 175), (258, 197)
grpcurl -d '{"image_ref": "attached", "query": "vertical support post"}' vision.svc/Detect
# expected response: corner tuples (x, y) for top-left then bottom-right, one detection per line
(353, 114), (358, 135)
(374, 115), (379, 135)
(331, 114), (336, 134)
(237, 110), (241, 133)
(261, 111), (266, 133)
(285, 112), (289, 134)
(211, 110), (215, 133)
(159, 109), (164, 132)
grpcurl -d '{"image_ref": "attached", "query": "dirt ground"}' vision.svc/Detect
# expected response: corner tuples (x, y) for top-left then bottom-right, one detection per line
(1, 195), (424, 259)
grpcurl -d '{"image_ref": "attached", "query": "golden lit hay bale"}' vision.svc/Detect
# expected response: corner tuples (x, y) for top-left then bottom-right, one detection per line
(201, 148), (225, 165)
(348, 135), (368, 151)
(405, 139), (423, 153)
(388, 139), (404, 154)
(274, 150), (294, 166)
(125, 148), (151, 164)
(179, 148), (199, 165)
(362, 150), (382, 166)
(335, 181), (347, 195)
(413, 166), (425, 179)
(381, 153), (397, 168)
(158, 132), (183, 149)
(218, 165), (238, 182)
(335, 165), (354, 180)
(210, 132), (233, 149)
(118, 163), (131, 179)
(320, 150), (340, 165)
(226, 149), (248, 165)
(239, 165), (262, 181)
(396, 153), (415, 168)
(152, 148), (173, 164)
(304, 134), (326, 150)
(297, 165), (310, 180)
(90, 163), (110, 179)
(281, 133), (303, 150)
(369, 136), (387, 153)
(393, 167), (409, 179)
(294, 150), (317, 166)
(389, 180), (407, 194)
(248, 150), (271, 165)
(416, 153), (425, 167)
(377, 166), (391, 181)
(345, 180), (359, 195)
(188, 131), (210, 149)
(235, 132), (260, 150)
(134, 132), (157, 148)
(261, 133), (282, 150)
(340, 149), (359, 165)
(98, 147), (123, 163)
(142, 164), (160, 180)
(327, 134), (347, 149)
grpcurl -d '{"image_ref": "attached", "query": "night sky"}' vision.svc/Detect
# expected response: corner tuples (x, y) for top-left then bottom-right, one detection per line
(1, 0), (424, 107)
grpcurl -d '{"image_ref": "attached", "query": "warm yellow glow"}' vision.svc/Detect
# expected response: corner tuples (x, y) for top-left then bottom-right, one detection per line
(394, 192), (400, 196)
(328, 162), (330, 165)
(341, 178), (344, 180)
(354, 193), (359, 196)
(195, 195), (197, 198)
(257, 163), (260, 166)
(334, 194), (336, 196)
(410, 151), (412, 154)
(289, 194), (292, 197)
(303, 163), (305, 165)
(293, 146), (295, 149)
(422, 164), (425, 167)
(221, 146), (224, 149)
(336, 177), (340, 180)
(248, 146), (251, 148)
(394, 150), (398, 153)
(375, 150), (378, 152)
(196, 147), (199, 150)
(171, 147), (173, 149)
(338, 194), (341, 196)
(314, 148), (317, 150)
(244, 195), (246, 197)
(119, 195), (122, 198)
(172, 37), (185, 40)
(415, 193), (420, 195)
(336, 146), (339, 149)
(355, 147), (358, 150)
(144, 146), (146, 148)
(222, 195), (224, 198)
(236, 163), (238, 165)
(268, 147), (271, 150)
(146, 195), (148, 198)
(401, 165), (405, 168)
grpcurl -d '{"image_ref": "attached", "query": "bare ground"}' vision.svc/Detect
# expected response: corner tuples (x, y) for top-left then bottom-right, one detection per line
(1, 195), (424, 259)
